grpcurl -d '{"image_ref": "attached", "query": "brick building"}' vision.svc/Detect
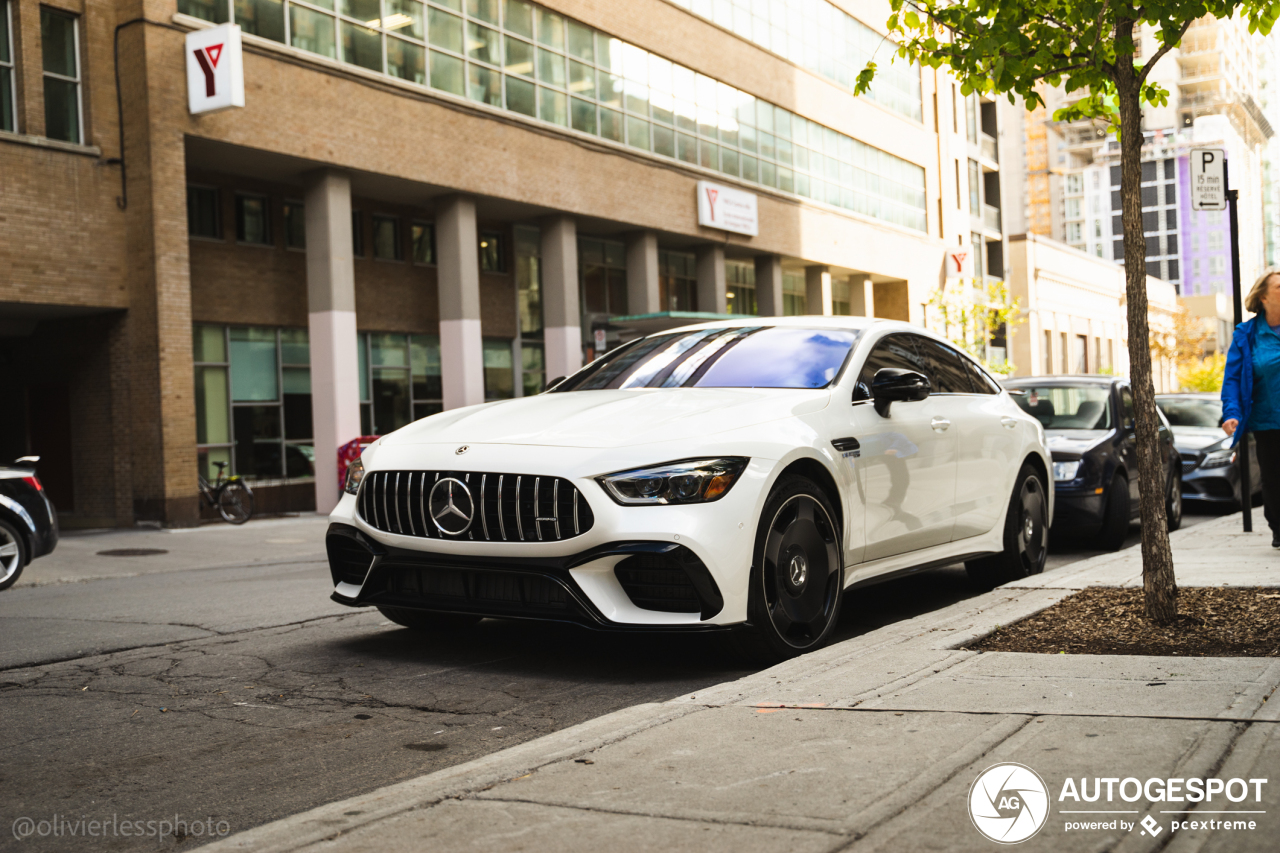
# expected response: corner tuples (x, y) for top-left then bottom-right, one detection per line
(0, 0), (1008, 526)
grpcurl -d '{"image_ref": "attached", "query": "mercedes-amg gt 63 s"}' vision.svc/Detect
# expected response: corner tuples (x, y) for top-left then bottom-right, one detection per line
(326, 318), (1052, 661)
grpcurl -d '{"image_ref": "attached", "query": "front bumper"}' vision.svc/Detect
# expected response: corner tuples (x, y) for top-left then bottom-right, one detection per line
(326, 523), (728, 631)
(1050, 484), (1107, 529)
(1182, 465), (1241, 504)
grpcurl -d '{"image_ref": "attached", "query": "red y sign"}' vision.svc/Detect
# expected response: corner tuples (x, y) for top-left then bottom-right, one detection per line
(705, 187), (719, 220)
(193, 43), (224, 97)
(950, 250), (968, 273)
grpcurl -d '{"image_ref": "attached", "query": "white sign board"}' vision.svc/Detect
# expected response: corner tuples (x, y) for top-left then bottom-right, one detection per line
(1190, 148), (1227, 211)
(944, 247), (972, 279)
(696, 181), (758, 236)
(186, 24), (245, 115)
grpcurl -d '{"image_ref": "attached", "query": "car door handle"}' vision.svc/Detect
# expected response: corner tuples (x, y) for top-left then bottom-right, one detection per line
(1001, 417), (1019, 429)
(931, 417), (951, 431)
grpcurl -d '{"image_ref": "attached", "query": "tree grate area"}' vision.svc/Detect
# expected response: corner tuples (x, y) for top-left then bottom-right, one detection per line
(967, 588), (1280, 657)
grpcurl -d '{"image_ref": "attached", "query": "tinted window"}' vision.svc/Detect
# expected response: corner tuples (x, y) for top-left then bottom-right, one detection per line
(854, 334), (927, 400)
(553, 326), (861, 392)
(1012, 385), (1113, 430)
(966, 360), (1002, 394)
(915, 337), (973, 394)
(1121, 388), (1135, 426)
(1156, 397), (1222, 427)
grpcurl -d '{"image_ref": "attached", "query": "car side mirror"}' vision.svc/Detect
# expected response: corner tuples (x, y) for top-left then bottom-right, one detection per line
(545, 375), (566, 392)
(14, 456), (39, 465)
(871, 368), (930, 417)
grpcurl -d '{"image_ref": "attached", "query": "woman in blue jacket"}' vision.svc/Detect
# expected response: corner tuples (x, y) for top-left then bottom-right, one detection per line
(1222, 268), (1280, 545)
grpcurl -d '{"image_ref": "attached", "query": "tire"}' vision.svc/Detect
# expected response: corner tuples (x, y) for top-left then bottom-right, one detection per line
(218, 480), (255, 525)
(1094, 473), (1130, 552)
(0, 519), (27, 592)
(731, 474), (844, 665)
(377, 605), (482, 632)
(965, 463), (1049, 591)
(1165, 464), (1183, 532)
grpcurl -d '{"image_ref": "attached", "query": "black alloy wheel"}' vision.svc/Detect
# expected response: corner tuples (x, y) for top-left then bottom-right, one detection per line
(1165, 464), (1183, 531)
(966, 463), (1049, 590)
(734, 475), (843, 664)
(1094, 472), (1130, 552)
(0, 519), (26, 592)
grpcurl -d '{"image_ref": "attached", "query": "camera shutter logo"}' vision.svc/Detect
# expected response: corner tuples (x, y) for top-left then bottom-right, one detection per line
(968, 763), (1050, 844)
(428, 478), (474, 536)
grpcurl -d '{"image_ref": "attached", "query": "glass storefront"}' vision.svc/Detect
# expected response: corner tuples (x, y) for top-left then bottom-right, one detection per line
(193, 324), (314, 482)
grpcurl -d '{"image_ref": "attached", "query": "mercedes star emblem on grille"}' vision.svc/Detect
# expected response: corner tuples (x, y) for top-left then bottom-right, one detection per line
(455, 445), (469, 455)
(428, 477), (475, 535)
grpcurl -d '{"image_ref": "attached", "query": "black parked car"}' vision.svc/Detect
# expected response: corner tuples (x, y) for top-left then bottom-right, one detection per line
(1003, 376), (1182, 550)
(0, 457), (59, 590)
(1156, 392), (1262, 509)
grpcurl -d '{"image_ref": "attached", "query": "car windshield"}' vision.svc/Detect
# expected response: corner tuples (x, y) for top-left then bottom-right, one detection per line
(1011, 385), (1113, 430)
(552, 327), (862, 391)
(1156, 397), (1222, 428)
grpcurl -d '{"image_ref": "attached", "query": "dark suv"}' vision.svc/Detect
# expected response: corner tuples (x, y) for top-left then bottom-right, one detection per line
(0, 457), (59, 590)
(1003, 376), (1181, 550)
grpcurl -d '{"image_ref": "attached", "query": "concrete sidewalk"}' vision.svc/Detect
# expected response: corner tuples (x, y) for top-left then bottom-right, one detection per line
(203, 514), (1280, 853)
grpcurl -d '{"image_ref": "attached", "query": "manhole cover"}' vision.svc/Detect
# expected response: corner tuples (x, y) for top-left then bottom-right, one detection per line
(96, 548), (169, 557)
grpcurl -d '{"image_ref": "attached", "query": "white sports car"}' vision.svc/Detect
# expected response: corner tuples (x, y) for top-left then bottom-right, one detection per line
(328, 317), (1052, 661)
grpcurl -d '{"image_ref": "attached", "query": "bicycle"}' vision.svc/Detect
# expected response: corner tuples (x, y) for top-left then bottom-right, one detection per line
(199, 462), (255, 524)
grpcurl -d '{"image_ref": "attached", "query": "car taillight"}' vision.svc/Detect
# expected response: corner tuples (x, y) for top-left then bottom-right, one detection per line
(22, 476), (42, 492)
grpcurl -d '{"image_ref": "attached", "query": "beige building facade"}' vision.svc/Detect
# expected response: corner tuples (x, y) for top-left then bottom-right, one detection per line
(1007, 233), (1178, 391)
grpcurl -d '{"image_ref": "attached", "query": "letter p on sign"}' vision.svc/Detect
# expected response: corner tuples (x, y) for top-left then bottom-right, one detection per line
(1191, 148), (1226, 211)
(186, 24), (245, 115)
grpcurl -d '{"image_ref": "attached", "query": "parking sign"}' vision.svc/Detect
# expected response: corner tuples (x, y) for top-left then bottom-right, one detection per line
(1190, 149), (1226, 211)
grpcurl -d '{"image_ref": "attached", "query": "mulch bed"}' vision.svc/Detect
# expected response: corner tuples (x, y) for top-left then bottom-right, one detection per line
(968, 588), (1280, 657)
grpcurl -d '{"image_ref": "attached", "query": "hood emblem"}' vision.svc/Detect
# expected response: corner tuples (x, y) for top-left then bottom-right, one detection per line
(428, 478), (475, 536)
(456, 445), (469, 455)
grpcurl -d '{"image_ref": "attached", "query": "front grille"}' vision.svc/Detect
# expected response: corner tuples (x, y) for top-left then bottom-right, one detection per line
(380, 564), (575, 617)
(1180, 453), (1200, 475)
(358, 470), (595, 543)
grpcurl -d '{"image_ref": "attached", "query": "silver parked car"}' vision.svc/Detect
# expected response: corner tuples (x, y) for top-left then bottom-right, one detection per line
(1155, 393), (1262, 509)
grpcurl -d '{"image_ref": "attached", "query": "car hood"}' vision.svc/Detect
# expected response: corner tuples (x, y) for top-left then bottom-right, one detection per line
(1172, 427), (1227, 452)
(1044, 430), (1111, 456)
(381, 387), (831, 449)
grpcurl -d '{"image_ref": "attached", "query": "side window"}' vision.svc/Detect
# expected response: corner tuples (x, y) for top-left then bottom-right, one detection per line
(914, 337), (973, 394)
(965, 359), (1003, 394)
(1121, 387), (1135, 427)
(854, 335), (927, 400)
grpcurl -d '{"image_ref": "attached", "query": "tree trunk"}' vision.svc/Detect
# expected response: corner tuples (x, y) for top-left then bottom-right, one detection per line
(1116, 20), (1178, 625)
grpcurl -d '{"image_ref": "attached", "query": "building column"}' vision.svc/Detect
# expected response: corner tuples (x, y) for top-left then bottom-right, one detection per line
(119, 21), (198, 526)
(695, 244), (727, 314)
(304, 170), (363, 514)
(626, 231), (660, 314)
(437, 195), (486, 409)
(540, 216), (581, 382)
(805, 265), (833, 316)
(754, 255), (784, 316)
(850, 276), (876, 317)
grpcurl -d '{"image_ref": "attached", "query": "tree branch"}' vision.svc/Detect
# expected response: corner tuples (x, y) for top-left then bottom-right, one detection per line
(1137, 20), (1194, 86)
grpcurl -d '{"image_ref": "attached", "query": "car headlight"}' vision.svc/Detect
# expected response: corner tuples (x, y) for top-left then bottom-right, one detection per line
(597, 457), (749, 506)
(344, 458), (366, 495)
(1052, 460), (1082, 482)
(1201, 448), (1235, 469)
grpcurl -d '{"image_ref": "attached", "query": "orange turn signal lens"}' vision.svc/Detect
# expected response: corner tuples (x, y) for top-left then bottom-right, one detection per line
(703, 474), (732, 501)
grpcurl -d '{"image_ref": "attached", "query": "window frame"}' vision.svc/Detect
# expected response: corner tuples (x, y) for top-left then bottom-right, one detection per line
(283, 198), (306, 250)
(187, 184), (223, 241)
(371, 213), (404, 262)
(40, 6), (83, 145)
(234, 192), (274, 246)
(1, 0), (15, 133)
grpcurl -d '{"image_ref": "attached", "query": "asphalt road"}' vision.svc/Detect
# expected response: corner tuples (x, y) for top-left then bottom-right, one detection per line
(0, 508), (1224, 851)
